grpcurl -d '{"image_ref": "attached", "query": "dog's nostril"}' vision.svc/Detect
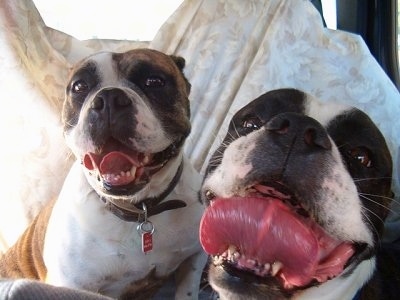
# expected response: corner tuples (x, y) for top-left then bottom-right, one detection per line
(115, 95), (131, 107)
(266, 117), (290, 134)
(304, 128), (317, 146)
(92, 89), (131, 111)
(304, 127), (331, 150)
(92, 96), (105, 110)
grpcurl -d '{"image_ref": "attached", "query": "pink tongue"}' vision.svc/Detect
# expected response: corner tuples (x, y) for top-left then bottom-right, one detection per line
(99, 152), (136, 174)
(200, 197), (319, 287)
(83, 152), (138, 186)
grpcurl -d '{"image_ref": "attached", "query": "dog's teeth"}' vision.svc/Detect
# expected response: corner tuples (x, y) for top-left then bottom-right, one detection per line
(231, 251), (240, 263)
(256, 263), (271, 276)
(142, 155), (150, 165)
(130, 166), (137, 176)
(213, 255), (224, 265)
(247, 259), (256, 267)
(271, 261), (283, 276)
(264, 263), (271, 272)
(228, 245), (237, 256)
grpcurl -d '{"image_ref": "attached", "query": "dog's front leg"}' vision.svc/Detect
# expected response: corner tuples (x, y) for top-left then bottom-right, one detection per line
(174, 250), (208, 299)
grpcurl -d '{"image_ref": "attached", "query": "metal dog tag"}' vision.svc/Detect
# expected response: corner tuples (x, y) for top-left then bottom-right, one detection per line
(138, 221), (154, 254)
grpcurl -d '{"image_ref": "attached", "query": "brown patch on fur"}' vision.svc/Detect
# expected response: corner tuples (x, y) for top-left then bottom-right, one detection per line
(119, 268), (169, 300)
(0, 199), (55, 280)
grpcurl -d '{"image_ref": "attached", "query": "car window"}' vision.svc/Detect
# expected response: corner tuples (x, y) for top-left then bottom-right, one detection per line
(32, 0), (183, 41)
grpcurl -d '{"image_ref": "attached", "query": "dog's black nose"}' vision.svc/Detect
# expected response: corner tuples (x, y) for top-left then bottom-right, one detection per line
(266, 112), (331, 150)
(91, 88), (131, 111)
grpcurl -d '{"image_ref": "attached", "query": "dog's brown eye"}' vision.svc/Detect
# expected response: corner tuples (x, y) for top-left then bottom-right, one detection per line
(72, 80), (89, 94)
(145, 77), (165, 87)
(243, 117), (262, 130)
(349, 147), (372, 168)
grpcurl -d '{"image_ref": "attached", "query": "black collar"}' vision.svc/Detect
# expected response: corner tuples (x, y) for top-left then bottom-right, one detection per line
(101, 161), (186, 222)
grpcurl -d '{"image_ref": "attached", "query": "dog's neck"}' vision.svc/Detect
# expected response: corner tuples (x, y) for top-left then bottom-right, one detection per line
(294, 258), (375, 300)
(100, 161), (186, 222)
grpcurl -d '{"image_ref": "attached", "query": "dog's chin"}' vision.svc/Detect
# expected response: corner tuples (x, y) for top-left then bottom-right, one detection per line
(201, 183), (373, 299)
(82, 137), (183, 200)
(208, 250), (372, 300)
(209, 263), (290, 300)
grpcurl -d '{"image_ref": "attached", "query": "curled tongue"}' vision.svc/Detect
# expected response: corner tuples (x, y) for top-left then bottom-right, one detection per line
(83, 151), (139, 186)
(199, 197), (354, 288)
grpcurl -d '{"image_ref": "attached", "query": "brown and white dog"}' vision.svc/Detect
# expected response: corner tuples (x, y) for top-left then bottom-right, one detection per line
(0, 49), (206, 299)
(199, 89), (399, 299)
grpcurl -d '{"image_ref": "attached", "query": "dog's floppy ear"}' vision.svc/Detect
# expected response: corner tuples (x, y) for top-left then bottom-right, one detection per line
(170, 55), (191, 94)
(170, 55), (186, 71)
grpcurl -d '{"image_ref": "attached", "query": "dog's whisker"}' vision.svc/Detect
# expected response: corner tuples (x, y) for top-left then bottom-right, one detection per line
(206, 158), (223, 169)
(359, 194), (399, 215)
(359, 192), (396, 202)
(208, 156), (222, 164)
(336, 142), (350, 149)
(231, 121), (241, 140)
(361, 205), (386, 226)
(360, 208), (383, 242)
(359, 192), (399, 206)
(353, 177), (393, 182)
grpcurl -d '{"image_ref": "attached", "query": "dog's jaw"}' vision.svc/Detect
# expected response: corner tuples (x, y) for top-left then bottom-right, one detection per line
(294, 258), (376, 300)
(209, 258), (376, 300)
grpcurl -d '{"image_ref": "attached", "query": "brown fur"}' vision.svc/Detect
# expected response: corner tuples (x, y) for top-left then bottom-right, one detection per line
(0, 200), (54, 280)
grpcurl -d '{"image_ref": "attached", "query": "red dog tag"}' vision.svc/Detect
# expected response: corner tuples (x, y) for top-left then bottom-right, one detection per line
(142, 231), (153, 253)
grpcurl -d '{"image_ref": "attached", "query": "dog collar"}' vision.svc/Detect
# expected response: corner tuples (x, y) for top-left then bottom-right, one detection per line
(101, 161), (186, 222)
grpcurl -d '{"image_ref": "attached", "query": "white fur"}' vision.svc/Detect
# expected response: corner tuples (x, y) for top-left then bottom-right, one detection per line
(294, 258), (376, 300)
(304, 94), (351, 127)
(205, 135), (255, 198)
(44, 159), (206, 298)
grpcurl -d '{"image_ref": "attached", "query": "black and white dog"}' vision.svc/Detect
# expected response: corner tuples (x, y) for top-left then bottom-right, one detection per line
(0, 49), (206, 299)
(199, 89), (399, 299)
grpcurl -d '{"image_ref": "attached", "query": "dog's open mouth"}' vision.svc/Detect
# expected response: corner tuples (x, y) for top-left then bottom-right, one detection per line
(200, 183), (360, 291)
(83, 138), (179, 188)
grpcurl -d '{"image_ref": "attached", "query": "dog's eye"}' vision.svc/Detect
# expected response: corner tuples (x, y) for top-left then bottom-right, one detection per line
(145, 76), (165, 88)
(242, 116), (262, 130)
(349, 147), (372, 168)
(72, 80), (89, 94)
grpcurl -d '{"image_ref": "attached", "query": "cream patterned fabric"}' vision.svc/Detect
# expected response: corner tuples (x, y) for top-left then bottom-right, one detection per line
(0, 0), (399, 251)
